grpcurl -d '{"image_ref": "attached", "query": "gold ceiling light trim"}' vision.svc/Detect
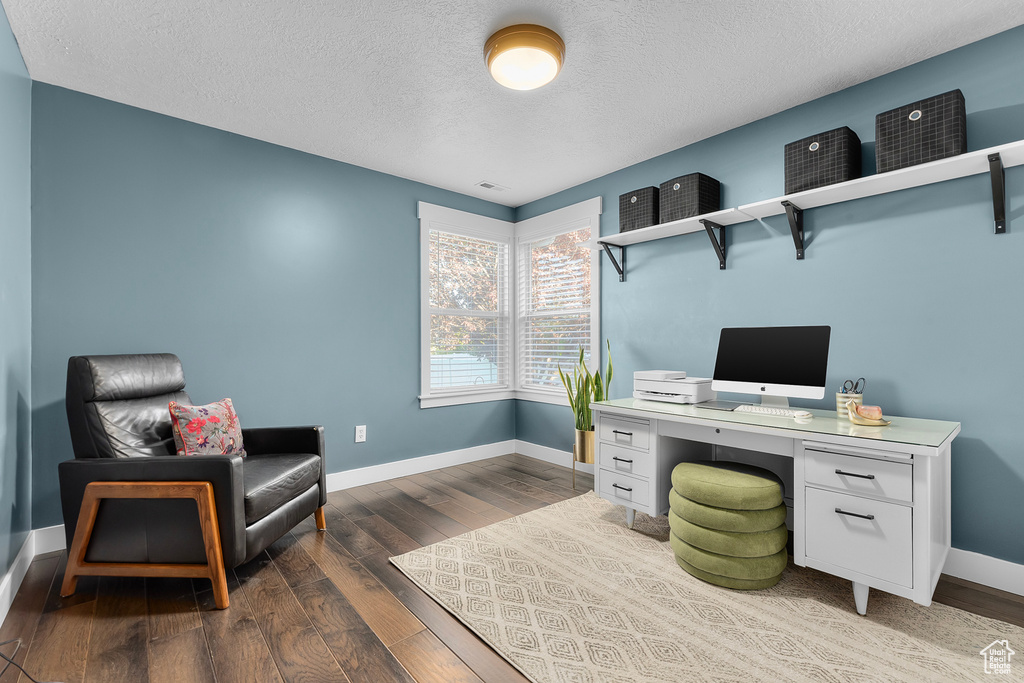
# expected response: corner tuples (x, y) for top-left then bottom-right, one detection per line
(485, 24), (565, 91)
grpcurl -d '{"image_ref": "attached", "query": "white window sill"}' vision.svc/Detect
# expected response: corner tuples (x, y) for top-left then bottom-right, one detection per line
(419, 390), (515, 408)
(513, 390), (569, 407)
(418, 389), (569, 408)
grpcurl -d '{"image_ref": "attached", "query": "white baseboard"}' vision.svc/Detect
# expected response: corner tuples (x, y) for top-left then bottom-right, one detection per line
(0, 532), (36, 628)
(0, 524), (66, 626)
(326, 439), (517, 492)
(32, 524), (67, 555)
(514, 440), (593, 474)
(943, 548), (1024, 597)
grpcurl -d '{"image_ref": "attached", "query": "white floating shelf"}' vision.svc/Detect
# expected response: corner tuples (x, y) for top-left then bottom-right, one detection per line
(597, 208), (750, 247)
(739, 139), (1024, 219)
(595, 138), (1020, 278)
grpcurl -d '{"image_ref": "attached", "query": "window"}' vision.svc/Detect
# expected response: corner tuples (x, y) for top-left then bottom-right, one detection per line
(420, 203), (514, 407)
(428, 231), (509, 390)
(516, 217), (596, 397)
(419, 198), (601, 408)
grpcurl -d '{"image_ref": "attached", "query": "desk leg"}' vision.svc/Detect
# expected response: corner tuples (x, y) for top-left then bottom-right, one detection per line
(853, 582), (870, 615)
(625, 508), (636, 529)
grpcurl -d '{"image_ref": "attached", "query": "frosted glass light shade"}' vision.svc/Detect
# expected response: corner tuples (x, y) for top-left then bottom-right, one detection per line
(485, 25), (565, 91)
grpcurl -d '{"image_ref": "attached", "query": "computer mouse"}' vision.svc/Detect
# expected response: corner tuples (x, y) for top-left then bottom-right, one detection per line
(793, 410), (813, 419)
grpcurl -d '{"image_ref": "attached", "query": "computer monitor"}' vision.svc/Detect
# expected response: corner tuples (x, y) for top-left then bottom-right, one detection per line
(711, 326), (831, 406)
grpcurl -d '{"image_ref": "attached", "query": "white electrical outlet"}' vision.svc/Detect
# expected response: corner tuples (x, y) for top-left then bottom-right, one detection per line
(355, 425), (366, 443)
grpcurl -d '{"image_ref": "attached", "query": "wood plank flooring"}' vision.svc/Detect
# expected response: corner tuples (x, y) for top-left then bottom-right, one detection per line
(2, 453), (1021, 682)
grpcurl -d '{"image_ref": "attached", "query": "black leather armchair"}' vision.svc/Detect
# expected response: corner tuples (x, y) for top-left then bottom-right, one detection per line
(59, 354), (327, 608)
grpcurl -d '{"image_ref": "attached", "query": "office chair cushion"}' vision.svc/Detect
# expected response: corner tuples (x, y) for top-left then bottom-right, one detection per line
(668, 509), (787, 558)
(243, 485), (320, 564)
(670, 532), (787, 589)
(668, 488), (786, 533)
(67, 354), (192, 458)
(88, 397), (191, 457)
(242, 452), (322, 525)
(71, 353), (186, 402)
(671, 461), (782, 510)
(169, 398), (246, 456)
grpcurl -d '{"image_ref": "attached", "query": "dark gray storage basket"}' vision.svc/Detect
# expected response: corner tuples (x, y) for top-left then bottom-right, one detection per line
(876, 89), (966, 173)
(619, 187), (659, 232)
(659, 173), (721, 223)
(784, 127), (861, 194)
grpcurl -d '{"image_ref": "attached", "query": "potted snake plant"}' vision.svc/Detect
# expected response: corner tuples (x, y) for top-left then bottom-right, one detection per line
(558, 342), (613, 464)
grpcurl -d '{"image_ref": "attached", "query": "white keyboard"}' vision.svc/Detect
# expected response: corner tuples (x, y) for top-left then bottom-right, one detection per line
(735, 404), (798, 418)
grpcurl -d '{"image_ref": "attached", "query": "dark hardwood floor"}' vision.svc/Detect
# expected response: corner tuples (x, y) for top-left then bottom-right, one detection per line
(1, 453), (1020, 682)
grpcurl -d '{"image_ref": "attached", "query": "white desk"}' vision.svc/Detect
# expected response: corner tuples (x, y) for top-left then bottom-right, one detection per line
(591, 398), (960, 614)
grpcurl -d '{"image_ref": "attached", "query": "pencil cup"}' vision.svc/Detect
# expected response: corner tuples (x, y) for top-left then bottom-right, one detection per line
(836, 393), (862, 418)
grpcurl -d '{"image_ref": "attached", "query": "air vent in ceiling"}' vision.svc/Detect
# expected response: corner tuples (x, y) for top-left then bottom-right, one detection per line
(475, 181), (509, 192)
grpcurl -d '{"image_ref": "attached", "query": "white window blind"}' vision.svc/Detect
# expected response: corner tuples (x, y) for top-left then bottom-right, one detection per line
(428, 229), (510, 393)
(420, 198), (600, 408)
(517, 225), (592, 391)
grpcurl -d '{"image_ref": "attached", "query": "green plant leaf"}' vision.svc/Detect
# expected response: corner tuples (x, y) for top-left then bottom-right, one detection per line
(605, 340), (613, 392)
(560, 342), (613, 432)
(558, 365), (573, 406)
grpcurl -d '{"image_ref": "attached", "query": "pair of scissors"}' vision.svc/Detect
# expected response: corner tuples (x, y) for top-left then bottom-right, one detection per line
(843, 377), (865, 394)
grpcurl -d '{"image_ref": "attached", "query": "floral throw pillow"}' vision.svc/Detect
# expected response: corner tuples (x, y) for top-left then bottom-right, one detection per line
(168, 398), (246, 456)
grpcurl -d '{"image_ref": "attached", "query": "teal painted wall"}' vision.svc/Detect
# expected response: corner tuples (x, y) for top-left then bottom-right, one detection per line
(0, 2), (32, 573)
(515, 25), (1024, 564)
(30, 84), (516, 528)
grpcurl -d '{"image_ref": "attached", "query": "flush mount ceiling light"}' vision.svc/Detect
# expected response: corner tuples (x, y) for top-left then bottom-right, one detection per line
(485, 24), (565, 91)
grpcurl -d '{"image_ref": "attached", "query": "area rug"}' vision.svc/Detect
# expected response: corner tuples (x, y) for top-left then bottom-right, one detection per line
(390, 491), (1022, 682)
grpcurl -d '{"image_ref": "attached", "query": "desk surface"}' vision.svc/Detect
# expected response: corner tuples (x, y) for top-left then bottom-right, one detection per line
(592, 398), (961, 449)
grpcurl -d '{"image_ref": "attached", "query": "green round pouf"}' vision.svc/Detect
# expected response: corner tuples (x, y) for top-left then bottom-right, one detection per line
(670, 532), (787, 588)
(668, 488), (787, 533)
(668, 509), (788, 558)
(671, 461), (783, 510)
(673, 553), (783, 590)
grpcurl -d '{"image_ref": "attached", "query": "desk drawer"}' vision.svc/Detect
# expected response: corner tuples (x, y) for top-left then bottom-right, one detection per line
(599, 469), (650, 509)
(599, 416), (650, 451)
(805, 449), (912, 503)
(660, 420), (794, 458)
(599, 443), (654, 479)
(805, 487), (912, 587)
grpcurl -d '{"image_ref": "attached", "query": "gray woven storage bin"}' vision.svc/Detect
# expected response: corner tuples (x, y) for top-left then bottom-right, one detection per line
(876, 89), (966, 173)
(619, 187), (659, 232)
(784, 127), (861, 194)
(659, 173), (721, 223)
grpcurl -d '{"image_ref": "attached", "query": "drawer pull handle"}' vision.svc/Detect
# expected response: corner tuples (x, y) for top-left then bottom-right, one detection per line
(612, 483), (633, 493)
(835, 469), (875, 480)
(612, 456), (634, 464)
(835, 507), (875, 521)
(612, 430), (633, 437)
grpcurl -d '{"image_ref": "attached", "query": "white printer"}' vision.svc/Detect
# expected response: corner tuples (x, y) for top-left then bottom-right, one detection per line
(633, 370), (715, 405)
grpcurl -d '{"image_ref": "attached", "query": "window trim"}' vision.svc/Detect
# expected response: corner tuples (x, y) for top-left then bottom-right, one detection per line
(419, 202), (514, 408)
(418, 198), (602, 409)
(513, 198), (602, 406)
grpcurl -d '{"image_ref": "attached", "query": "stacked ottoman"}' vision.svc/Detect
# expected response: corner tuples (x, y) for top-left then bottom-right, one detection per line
(668, 461), (789, 589)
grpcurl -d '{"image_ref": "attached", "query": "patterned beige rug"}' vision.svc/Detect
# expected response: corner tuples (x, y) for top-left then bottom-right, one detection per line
(391, 491), (1022, 682)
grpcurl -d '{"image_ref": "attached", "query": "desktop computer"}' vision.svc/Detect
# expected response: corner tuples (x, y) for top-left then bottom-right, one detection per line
(700, 325), (831, 417)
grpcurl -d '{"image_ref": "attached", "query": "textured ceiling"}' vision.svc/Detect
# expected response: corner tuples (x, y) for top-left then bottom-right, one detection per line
(5, 1), (1024, 206)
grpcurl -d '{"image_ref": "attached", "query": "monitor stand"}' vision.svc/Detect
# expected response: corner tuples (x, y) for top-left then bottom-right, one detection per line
(698, 395), (793, 412)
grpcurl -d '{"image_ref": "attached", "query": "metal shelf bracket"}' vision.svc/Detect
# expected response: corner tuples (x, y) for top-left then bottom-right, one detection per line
(699, 219), (727, 270)
(601, 243), (626, 282)
(781, 200), (805, 259)
(989, 152), (1006, 234)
